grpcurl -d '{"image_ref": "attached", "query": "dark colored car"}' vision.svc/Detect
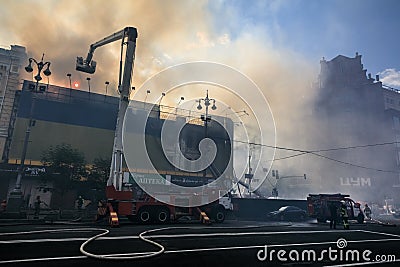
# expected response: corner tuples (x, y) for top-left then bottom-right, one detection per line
(266, 206), (308, 221)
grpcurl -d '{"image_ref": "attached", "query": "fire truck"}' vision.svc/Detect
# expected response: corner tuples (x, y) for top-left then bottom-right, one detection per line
(307, 193), (365, 224)
(76, 27), (232, 226)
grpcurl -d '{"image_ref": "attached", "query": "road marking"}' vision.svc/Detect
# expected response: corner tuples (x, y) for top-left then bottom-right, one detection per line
(1, 229), (399, 244)
(1, 237), (399, 264)
(1, 228), (399, 264)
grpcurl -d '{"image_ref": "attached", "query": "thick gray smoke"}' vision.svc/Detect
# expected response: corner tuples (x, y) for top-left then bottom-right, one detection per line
(6, 0), (365, 200)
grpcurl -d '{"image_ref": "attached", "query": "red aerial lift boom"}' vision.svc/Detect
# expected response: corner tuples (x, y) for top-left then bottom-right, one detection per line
(76, 27), (229, 226)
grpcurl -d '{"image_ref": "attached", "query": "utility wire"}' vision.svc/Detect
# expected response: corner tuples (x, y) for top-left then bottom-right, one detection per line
(232, 139), (400, 173)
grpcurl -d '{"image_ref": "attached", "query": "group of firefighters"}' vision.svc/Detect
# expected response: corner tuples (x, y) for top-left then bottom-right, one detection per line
(328, 201), (372, 230)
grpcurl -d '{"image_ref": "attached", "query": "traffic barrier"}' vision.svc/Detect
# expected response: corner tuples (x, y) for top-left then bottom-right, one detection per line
(196, 208), (210, 224)
(109, 211), (119, 227)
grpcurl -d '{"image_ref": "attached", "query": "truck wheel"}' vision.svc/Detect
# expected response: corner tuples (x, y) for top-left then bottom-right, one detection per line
(138, 208), (151, 223)
(214, 205), (225, 223)
(157, 207), (170, 223)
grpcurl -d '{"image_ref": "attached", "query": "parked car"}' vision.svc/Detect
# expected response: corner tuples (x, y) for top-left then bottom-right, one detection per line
(266, 206), (308, 221)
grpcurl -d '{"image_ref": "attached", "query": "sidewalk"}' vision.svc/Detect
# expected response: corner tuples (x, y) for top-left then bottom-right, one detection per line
(0, 208), (98, 225)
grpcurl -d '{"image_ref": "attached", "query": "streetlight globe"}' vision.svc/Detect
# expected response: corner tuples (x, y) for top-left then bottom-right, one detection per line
(34, 74), (42, 82)
(25, 64), (33, 73)
(211, 100), (217, 110)
(43, 67), (51, 76)
(197, 103), (202, 110)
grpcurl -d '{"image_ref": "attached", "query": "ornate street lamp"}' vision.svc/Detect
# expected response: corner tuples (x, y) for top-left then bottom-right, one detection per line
(7, 54), (51, 212)
(196, 90), (217, 178)
(197, 90), (217, 138)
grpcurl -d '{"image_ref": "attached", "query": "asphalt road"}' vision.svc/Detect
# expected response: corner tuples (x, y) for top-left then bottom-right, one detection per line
(0, 218), (399, 267)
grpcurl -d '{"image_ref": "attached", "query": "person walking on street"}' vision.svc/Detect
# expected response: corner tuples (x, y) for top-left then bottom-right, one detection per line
(340, 202), (349, 230)
(364, 204), (372, 220)
(1, 200), (6, 213)
(328, 202), (338, 229)
(34, 196), (47, 219)
(76, 196), (84, 210)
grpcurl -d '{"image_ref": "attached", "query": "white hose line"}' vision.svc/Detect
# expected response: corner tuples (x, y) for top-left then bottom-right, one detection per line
(80, 227), (165, 260)
(79, 223), (292, 260)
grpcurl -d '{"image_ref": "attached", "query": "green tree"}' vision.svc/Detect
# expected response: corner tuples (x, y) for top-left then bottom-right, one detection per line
(88, 157), (111, 190)
(40, 143), (87, 208)
(41, 143), (86, 181)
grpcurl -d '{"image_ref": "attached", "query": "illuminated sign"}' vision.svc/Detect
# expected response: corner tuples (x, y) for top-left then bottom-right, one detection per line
(340, 177), (371, 187)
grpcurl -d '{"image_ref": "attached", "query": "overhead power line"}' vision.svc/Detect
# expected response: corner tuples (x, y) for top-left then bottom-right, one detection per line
(232, 139), (400, 173)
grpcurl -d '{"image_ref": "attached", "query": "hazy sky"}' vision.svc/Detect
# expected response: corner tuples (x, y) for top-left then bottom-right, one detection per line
(1, 0), (399, 92)
(2, 0), (399, 200)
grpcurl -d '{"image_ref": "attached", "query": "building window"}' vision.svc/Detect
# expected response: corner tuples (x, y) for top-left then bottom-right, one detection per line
(10, 65), (19, 73)
(397, 151), (400, 166)
(393, 116), (400, 130)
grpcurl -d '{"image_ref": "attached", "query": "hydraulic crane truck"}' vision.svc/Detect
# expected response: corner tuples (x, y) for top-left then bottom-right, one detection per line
(76, 27), (230, 226)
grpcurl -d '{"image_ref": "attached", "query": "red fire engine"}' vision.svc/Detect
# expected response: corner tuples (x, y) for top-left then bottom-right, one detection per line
(307, 193), (365, 224)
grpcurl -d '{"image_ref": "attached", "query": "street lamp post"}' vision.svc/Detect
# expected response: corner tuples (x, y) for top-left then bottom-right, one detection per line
(105, 81), (109, 95)
(159, 92), (166, 106)
(7, 54), (51, 212)
(67, 73), (72, 101)
(86, 77), (91, 99)
(66, 73), (72, 89)
(197, 90), (217, 178)
(175, 96), (184, 116)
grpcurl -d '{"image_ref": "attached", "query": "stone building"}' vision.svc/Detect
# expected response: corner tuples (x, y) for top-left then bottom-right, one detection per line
(0, 45), (27, 163)
(311, 53), (399, 205)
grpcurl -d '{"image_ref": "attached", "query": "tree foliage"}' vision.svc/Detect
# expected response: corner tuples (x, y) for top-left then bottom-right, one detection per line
(41, 143), (86, 182)
(87, 157), (111, 189)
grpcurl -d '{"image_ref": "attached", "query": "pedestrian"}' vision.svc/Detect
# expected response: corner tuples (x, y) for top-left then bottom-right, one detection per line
(340, 202), (349, 230)
(95, 200), (107, 221)
(364, 204), (372, 220)
(76, 196), (84, 210)
(34, 196), (47, 218)
(328, 202), (338, 229)
(1, 199), (6, 212)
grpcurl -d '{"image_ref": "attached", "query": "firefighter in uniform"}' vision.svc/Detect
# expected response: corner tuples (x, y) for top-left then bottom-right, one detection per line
(340, 202), (349, 230)
(364, 204), (372, 220)
(95, 200), (107, 221)
(328, 202), (338, 229)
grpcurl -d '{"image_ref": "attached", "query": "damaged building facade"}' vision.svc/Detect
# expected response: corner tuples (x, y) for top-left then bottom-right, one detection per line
(310, 52), (400, 205)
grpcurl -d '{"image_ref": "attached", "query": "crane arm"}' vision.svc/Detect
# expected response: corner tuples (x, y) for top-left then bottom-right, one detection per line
(75, 26), (138, 191)
(76, 27), (138, 77)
